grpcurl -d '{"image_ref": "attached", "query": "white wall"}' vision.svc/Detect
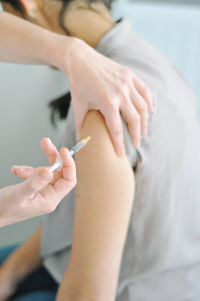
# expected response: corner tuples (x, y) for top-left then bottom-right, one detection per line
(0, 62), (69, 245)
(0, 64), (68, 188)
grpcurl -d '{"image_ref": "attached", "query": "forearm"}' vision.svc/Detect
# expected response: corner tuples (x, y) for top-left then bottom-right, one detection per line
(0, 12), (76, 68)
(2, 227), (42, 280)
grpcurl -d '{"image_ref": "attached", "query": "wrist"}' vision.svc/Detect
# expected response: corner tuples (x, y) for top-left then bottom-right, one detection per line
(46, 34), (82, 74)
(56, 36), (91, 80)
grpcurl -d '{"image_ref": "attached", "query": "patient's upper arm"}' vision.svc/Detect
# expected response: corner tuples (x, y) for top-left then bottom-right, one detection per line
(66, 111), (135, 300)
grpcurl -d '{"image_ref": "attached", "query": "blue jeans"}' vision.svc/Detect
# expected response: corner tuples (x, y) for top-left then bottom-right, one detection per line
(0, 244), (58, 301)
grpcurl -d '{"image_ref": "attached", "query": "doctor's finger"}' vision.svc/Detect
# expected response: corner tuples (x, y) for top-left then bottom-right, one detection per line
(40, 137), (59, 165)
(19, 168), (53, 198)
(130, 89), (149, 136)
(132, 74), (153, 113)
(12, 165), (42, 179)
(120, 100), (141, 148)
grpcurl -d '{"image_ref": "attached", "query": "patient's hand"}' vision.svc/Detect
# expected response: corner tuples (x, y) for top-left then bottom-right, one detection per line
(0, 138), (76, 227)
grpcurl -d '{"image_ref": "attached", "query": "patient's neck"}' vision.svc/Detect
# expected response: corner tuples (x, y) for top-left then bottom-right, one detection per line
(64, 1), (115, 48)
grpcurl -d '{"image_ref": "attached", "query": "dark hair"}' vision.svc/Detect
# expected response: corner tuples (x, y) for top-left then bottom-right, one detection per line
(2, 0), (26, 15)
(49, 91), (71, 126)
(2, 0), (114, 124)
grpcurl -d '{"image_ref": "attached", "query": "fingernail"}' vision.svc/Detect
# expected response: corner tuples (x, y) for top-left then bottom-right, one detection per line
(150, 105), (154, 113)
(40, 170), (52, 181)
(12, 165), (18, 169)
(66, 148), (71, 157)
(134, 140), (140, 148)
(19, 167), (28, 172)
(143, 128), (148, 136)
(11, 166), (17, 174)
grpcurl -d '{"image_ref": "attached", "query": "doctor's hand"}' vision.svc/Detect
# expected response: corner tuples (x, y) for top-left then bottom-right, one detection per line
(63, 39), (153, 155)
(0, 138), (76, 227)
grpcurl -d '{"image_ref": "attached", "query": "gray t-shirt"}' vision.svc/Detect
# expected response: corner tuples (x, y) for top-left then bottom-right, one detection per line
(41, 19), (200, 300)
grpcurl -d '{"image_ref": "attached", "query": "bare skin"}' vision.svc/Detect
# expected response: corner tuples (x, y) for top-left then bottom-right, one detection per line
(0, 1), (145, 226)
(0, 138), (76, 228)
(56, 111), (134, 301)
(2, 0), (153, 152)
(0, 2), (136, 300)
(1, 111), (135, 301)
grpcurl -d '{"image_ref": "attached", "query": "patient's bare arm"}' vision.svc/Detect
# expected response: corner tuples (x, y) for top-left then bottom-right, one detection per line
(56, 111), (135, 301)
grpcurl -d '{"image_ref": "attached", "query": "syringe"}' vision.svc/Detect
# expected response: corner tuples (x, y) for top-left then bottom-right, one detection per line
(49, 136), (91, 172)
